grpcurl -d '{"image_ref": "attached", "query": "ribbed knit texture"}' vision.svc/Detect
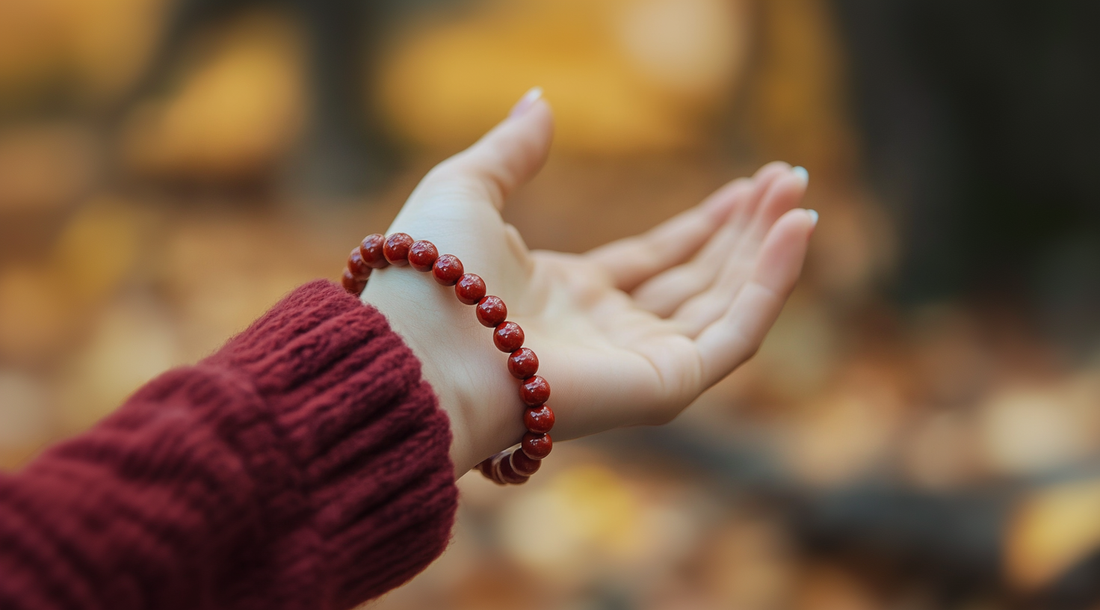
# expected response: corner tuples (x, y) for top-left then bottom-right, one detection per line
(0, 280), (458, 610)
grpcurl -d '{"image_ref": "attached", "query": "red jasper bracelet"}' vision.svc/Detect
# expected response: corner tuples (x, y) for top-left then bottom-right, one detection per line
(342, 233), (553, 485)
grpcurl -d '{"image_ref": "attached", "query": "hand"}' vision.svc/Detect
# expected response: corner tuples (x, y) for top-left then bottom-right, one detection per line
(362, 90), (816, 477)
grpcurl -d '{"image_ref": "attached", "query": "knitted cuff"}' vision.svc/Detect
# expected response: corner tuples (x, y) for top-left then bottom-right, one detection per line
(204, 279), (458, 606)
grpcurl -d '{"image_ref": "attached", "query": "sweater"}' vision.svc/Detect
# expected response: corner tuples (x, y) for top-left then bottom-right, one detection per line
(0, 280), (458, 610)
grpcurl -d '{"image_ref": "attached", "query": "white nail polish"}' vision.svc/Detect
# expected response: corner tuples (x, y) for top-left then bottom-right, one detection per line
(807, 209), (819, 225)
(509, 87), (543, 118)
(792, 166), (809, 184)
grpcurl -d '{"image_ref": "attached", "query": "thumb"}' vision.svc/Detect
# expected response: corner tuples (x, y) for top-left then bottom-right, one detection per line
(424, 88), (554, 210)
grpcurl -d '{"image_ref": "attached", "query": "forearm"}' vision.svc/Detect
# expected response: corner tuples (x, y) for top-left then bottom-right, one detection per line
(0, 281), (458, 610)
(0, 366), (285, 610)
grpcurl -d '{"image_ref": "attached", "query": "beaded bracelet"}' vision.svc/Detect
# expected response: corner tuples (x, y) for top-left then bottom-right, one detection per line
(341, 233), (553, 485)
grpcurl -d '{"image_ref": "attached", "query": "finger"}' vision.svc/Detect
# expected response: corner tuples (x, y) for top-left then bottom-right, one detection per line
(694, 208), (816, 387)
(416, 88), (554, 211)
(673, 171), (810, 336)
(584, 177), (752, 292)
(591, 162), (794, 294)
(631, 163), (798, 317)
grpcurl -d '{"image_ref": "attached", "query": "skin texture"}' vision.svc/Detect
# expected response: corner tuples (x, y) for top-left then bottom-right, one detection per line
(362, 91), (816, 477)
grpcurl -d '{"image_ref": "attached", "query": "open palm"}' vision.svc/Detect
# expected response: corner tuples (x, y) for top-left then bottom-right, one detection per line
(362, 91), (815, 475)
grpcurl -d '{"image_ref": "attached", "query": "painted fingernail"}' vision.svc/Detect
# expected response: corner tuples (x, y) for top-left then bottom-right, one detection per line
(792, 166), (809, 184)
(509, 87), (543, 118)
(807, 209), (819, 226)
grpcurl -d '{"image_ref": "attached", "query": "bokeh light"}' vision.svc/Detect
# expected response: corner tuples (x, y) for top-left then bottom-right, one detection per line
(1, 0), (1099, 608)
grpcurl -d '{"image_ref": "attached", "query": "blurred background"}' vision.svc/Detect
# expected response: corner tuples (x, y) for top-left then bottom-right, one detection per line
(1, 0), (1099, 608)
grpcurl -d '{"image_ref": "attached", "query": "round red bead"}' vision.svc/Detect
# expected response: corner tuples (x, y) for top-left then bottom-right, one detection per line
(508, 348), (539, 379)
(476, 296), (507, 327)
(359, 234), (389, 269)
(476, 457), (494, 478)
(383, 233), (414, 265)
(432, 254), (464, 286)
(524, 404), (555, 434)
(493, 322), (525, 352)
(407, 240), (439, 272)
(341, 269), (366, 295)
(497, 454), (529, 484)
(521, 432), (552, 460)
(348, 248), (372, 280)
(455, 274), (486, 305)
(510, 450), (542, 476)
(520, 375), (551, 406)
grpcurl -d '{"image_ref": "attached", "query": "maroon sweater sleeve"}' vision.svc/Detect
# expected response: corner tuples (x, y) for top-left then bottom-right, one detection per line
(0, 280), (458, 610)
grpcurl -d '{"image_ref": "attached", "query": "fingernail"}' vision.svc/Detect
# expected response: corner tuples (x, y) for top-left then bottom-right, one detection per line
(806, 209), (819, 226)
(509, 87), (543, 118)
(792, 166), (809, 184)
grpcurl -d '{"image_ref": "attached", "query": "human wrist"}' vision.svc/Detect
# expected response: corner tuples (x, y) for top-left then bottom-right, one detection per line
(361, 267), (520, 476)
